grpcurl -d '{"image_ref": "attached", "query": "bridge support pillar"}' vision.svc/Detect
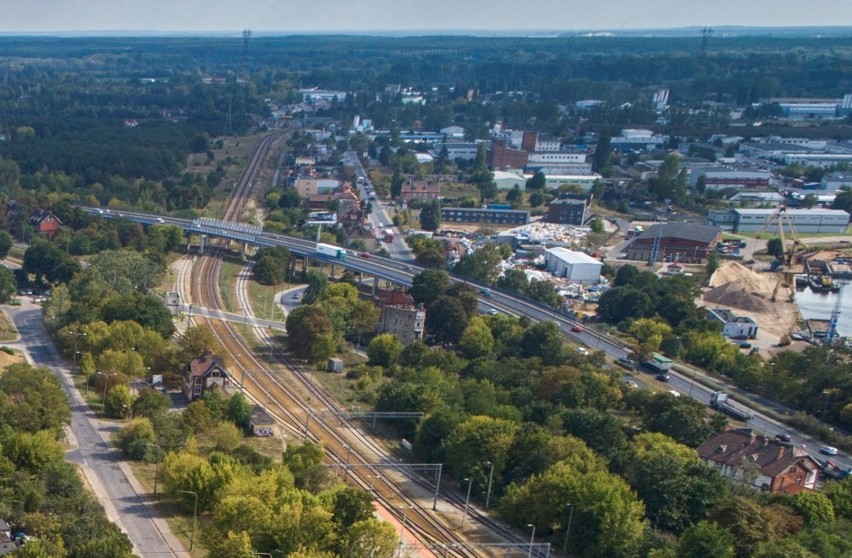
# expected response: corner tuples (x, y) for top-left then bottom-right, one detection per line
(242, 242), (249, 258)
(372, 277), (379, 295)
(199, 235), (207, 253)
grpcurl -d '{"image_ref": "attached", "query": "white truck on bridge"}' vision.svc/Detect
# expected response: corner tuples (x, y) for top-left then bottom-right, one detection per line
(315, 243), (346, 261)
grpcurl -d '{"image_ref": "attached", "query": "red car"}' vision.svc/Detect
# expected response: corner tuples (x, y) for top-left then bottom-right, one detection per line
(360, 252), (371, 258)
(571, 325), (584, 333)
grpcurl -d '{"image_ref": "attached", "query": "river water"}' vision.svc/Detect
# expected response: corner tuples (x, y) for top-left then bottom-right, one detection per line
(796, 286), (852, 338)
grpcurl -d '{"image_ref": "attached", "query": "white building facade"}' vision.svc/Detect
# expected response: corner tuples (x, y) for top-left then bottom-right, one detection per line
(544, 248), (602, 283)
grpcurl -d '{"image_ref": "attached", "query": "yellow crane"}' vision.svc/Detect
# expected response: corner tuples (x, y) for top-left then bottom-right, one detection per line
(754, 206), (804, 302)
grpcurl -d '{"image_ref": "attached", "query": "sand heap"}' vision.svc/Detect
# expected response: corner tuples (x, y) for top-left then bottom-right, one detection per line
(704, 262), (779, 314)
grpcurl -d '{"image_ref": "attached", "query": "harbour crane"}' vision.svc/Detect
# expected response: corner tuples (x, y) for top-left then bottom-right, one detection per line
(754, 206), (804, 302)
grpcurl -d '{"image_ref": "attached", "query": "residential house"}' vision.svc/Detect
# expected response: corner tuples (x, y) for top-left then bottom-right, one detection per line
(182, 351), (229, 402)
(400, 179), (440, 202)
(374, 289), (425, 346)
(30, 209), (62, 239)
(697, 429), (819, 493)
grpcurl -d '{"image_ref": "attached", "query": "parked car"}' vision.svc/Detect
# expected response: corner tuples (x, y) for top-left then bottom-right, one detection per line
(624, 380), (639, 389)
(739, 342), (752, 349)
(656, 374), (671, 382)
(820, 446), (839, 456)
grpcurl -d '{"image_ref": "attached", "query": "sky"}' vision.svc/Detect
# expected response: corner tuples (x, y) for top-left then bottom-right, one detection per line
(0, 0), (851, 34)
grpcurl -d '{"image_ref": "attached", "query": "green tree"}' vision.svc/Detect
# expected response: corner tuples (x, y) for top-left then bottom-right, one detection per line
(367, 334), (404, 368)
(500, 461), (645, 558)
(767, 237), (784, 259)
(114, 417), (157, 460)
(346, 518), (397, 558)
(227, 392), (253, 429)
(132, 388), (170, 420)
(459, 317), (495, 359)
(497, 268), (529, 294)
(590, 218), (605, 234)
(648, 153), (687, 202)
(302, 271), (328, 304)
(104, 384), (134, 419)
(0, 266), (17, 303)
(707, 250), (720, 275)
(286, 305), (334, 359)
(332, 487), (376, 529)
(253, 246), (292, 285)
(677, 521), (735, 558)
(823, 476), (852, 520)
(101, 291), (176, 338)
(419, 200), (441, 231)
(0, 230), (13, 259)
(425, 296), (469, 343)
(592, 134), (612, 173)
(627, 433), (727, 532)
(790, 491), (835, 527)
(709, 495), (773, 558)
(525, 171), (546, 190)
(0, 363), (71, 433)
(453, 243), (505, 284)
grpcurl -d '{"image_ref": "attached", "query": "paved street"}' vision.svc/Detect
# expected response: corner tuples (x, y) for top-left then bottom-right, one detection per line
(3, 300), (187, 558)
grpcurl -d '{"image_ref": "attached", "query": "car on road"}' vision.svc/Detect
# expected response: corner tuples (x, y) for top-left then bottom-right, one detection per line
(156, 217), (165, 223)
(624, 380), (639, 389)
(360, 252), (371, 258)
(576, 347), (589, 355)
(775, 433), (792, 443)
(488, 309), (498, 315)
(656, 374), (671, 382)
(820, 446), (839, 456)
(291, 293), (301, 300)
(618, 356), (636, 366)
(571, 325), (584, 332)
(481, 288), (493, 297)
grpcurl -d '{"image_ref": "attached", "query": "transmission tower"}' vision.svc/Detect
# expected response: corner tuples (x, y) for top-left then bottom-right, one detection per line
(700, 27), (714, 56)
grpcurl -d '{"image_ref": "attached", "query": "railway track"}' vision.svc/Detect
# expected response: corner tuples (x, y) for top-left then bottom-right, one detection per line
(183, 132), (526, 557)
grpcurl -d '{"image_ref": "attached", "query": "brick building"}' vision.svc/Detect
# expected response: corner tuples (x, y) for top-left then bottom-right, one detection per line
(626, 223), (722, 263)
(400, 179), (440, 202)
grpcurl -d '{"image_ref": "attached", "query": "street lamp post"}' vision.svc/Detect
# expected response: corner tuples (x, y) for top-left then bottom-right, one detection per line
(460, 477), (473, 529)
(484, 461), (495, 509)
(177, 490), (199, 551)
(67, 331), (86, 370)
(144, 443), (162, 495)
(97, 372), (117, 417)
(562, 503), (574, 555)
(821, 389), (833, 421)
(397, 506), (409, 558)
(527, 524), (536, 558)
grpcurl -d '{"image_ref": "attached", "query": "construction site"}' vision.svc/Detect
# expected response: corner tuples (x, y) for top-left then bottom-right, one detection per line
(698, 207), (849, 356)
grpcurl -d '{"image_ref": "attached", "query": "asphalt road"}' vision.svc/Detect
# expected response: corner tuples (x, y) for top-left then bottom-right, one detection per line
(4, 301), (187, 558)
(344, 150), (415, 261)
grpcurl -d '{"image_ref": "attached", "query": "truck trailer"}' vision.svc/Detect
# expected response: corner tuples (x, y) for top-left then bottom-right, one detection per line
(384, 228), (395, 243)
(315, 243), (346, 261)
(710, 391), (753, 421)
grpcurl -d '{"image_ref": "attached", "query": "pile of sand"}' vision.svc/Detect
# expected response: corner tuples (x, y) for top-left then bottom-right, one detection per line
(704, 280), (776, 314)
(708, 262), (776, 291)
(704, 262), (780, 314)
